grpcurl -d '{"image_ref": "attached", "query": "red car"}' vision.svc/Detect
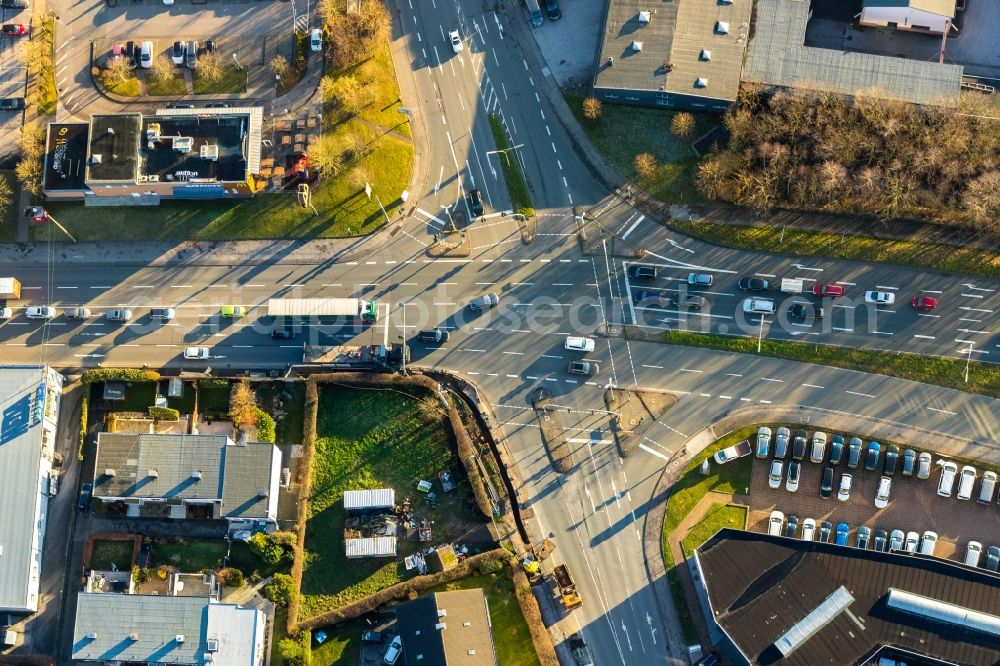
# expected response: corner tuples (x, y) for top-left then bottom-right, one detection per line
(812, 283), (845, 298)
(911, 295), (938, 311)
(1, 24), (28, 37)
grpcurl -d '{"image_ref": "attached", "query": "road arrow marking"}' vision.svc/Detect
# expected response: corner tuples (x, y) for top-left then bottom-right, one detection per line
(792, 264), (823, 272)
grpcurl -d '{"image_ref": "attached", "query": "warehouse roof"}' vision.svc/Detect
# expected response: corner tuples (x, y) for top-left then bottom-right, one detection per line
(696, 529), (1000, 665)
(744, 0), (962, 106)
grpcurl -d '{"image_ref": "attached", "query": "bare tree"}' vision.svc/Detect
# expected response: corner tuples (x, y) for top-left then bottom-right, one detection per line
(103, 56), (135, 88)
(270, 54), (290, 79)
(670, 112), (696, 138)
(582, 97), (602, 121)
(633, 152), (657, 179)
(0, 174), (13, 215)
(17, 39), (48, 67)
(961, 170), (1000, 225)
(306, 133), (343, 177)
(327, 0), (390, 69)
(149, 55), (175, 84)
(347, 164), (373, 192)
(228, 382), (258, 433)
(19, 121), (46, 160)
(197, 49), (224, 84)
(322, 74), (370, 114)
(16, 157), (42, 197)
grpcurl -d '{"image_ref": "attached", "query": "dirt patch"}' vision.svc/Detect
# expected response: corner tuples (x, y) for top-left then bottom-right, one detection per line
(531, 388), (573, 473)
(606, 388), (679, 457)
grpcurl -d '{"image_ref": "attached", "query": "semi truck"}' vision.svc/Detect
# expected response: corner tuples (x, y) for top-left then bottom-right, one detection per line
(0, 277), (21, 300)
(553, 563), (583, 610)
(267, 297), (378, 322)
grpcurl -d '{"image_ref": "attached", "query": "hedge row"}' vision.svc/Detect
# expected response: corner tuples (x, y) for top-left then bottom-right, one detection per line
(81, 368), (159, 384)
(78, 395), (88, 462)
(296, 549), (509, 631)
(448, 399), (495, 519)
(512, 567), (560, 666)
(254, 406), (276, 443)
(287, 379), (319, 633)
(148, 406), (180, 420)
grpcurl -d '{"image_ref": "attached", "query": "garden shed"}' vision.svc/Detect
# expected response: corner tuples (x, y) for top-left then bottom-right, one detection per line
(343, 488), (395, 514)
(345, 537), (397, 559)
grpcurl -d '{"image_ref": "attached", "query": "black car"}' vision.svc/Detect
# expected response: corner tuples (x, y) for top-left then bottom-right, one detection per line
(207, 102), (231, 108)
(789, 303), (824, 320)
(819, 520), (833, 543)
(172, 40), (185, 64)
(674, 294), (707, 311)
(544, 0), (562, 20)
(633, 290), (670, 307)
(791, 429), (807, 461)
(270, 327), (296, 340)
(125, 40), (137, 66)
(418, 328), (450, 344)
(883, 444), (900, 476)
(864, 441), (881, 472)
(829, 435), (844, 465)
(901, 448), (916, 477)
(820, 466), (834, 499)
(166, 103), (194, 109)
(627, 264), (657, 280)
(873, 529), (889, 553)
(0, 0), (28, 8)
(203, 39), (215, 54)
(0, 97), (24, 111)
(846, 437), (862, 469)
(738, 277), (769, 291)
(784, 515), (799, 539)
(466, 189), (484, 217)
(78, 482), (92, 512)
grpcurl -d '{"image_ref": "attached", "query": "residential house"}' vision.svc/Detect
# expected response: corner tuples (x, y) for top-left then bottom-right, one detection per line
(395, 589), (499, 666)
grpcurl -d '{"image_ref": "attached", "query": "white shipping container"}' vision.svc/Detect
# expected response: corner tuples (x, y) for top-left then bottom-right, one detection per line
(345, 537), (397, 558)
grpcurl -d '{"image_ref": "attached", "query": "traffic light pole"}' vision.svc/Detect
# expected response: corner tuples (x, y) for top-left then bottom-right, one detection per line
(25, 207), (77, 243)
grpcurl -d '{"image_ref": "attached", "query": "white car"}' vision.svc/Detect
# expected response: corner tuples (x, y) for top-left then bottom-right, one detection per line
(768, 459), (783, 489)
(564, 336), (595, 352)
(767, 510), (784, 536)
(937, 460), (958, 497)
(448, 29), (463, 53)
(183, 346), (210, 360)
(310, 28), (323, 52)
(874, 475), (891, 509)
(0, 306), (12, 319)
(26, 306), (56, 320)
(785, 460), (801, 493)
(965, 540), (982, 567)
(383, 635), (402, 665)
(163, 0), (174, 4)
(904, 531), (919, 553)
(920, 530), (938, 556)
(865, 290), (895, 306)
(801, 518), (816, 542)
(837, 473), (852, 501)
(140, 41), (153, 68)
(742, 297), (775, 314)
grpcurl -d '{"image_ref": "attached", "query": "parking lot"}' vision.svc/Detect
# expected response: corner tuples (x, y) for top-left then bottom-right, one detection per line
(746, 431), (1000, 564)
(0, 3), (29, 166)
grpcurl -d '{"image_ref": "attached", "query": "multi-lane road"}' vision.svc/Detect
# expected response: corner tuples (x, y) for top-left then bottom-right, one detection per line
(3, 0), (999, 664)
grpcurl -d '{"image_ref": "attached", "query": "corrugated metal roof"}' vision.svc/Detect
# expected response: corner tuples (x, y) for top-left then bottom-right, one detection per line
(744, 0), (962, 107)
(345, 537), (397, 558)
(343, 488), (395, 511)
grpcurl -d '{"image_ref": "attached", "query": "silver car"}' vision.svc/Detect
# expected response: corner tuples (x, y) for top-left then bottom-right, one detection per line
(468, 293), (499, 311)
(774, 427), (790, 458)
(106, 308), (132, 322)
(809, 431), (827, 463)
(889, 529), (905, 551)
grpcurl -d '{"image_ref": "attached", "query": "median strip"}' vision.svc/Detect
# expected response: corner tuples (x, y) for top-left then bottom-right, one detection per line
(488, 114), (533, 215)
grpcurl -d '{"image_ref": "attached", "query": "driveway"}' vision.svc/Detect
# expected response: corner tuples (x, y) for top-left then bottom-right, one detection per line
(528, 0), (605, 87)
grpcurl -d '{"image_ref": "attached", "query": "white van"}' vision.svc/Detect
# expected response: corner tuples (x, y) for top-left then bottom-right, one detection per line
(956, 465), (977, 500)
(965, 541), (982, 567)
(767, 510), (784, 536)
(919, 531), (937, 556)
(977, 470), (997, 505)
(937, 461), (957, 497)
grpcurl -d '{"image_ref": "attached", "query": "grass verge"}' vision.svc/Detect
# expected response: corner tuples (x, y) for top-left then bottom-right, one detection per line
(193, 65), (246, 94)
(489, 114), (532, 212)
(90, 540), (134, 570)
(656, 330), (1000, 399)
(299, 385), (484, 618)
(350, 41), (411, 139)
(563, 92), (712, 204)
(146, 74), (188, 96)
(674, 221), (1000, 282)
(105, 76), (141, 97)
(152, 540), (276, 578)
(0, 170), (18, 242)
(660, 425), (755, 644)
(34, 16), (57, 115)
(681, 504), (747, 558)
(311, 620), (362, 666)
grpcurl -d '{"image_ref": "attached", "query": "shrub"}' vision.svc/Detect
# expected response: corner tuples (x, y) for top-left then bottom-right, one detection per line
(254, 407), (276, 442)
(478, 558), (503, 575)
(582, 97), (602, 121)
(515, 207), (535, 219)
(670, 112), (696, 138)
(78, 396), (88, 462)
(131, 565), (150, 585)
(81, 368), (160, 384)
(269, 531), (298, 547)
(263, 573), (297, 606)
(198, 378), (230, 388)
(634, 152), (658, 179)
(148, 406), (180, 420)
(156, 566), (169, 581)
(277, 631), (311, 666)
(249, 532), (285, 565)
(218, 567), (245, 588)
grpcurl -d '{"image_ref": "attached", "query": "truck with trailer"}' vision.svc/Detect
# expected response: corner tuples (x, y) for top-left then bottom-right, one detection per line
(553, 563), (583, 610)
(266, 297), (378, 322)
(0, 277), (21, 300)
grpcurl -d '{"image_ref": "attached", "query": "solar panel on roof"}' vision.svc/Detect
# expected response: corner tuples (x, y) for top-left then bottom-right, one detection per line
(886, 588), (1000, 639)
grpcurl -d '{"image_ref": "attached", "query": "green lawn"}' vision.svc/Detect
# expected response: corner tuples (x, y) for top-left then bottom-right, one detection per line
(111, 382), (158, 413)
(90, 540), (135, 570)
(657, 330), (1000, 399)
(681, 504), (747, 558)
(300, 385), (476, 618)
(311, 620), (362, 666)
(564, 93), (713, 204)
(257, 383), (306, 444)
(105, 75), (141, 97)
(489, 114), (531, 212)
(675, 221), (1000, 282)
(270, 608), (292, 666)
(426, 574), (540, 666)
(152, 540), (275, 578)
(193, 66), (246, 94)
(0, 170), (18, 242)
(146, 74), (188, 96)
(350, 41), (411, 139)
(198, 384), (231, 417)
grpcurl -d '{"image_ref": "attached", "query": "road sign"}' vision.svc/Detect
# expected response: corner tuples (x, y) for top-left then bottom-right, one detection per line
(397, 107), (412, 116)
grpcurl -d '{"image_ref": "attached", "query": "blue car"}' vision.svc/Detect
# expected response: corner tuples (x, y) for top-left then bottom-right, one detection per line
(835, 522), (850, 546)
(864, 441), (881, 471)
(829, 435), (844, 465)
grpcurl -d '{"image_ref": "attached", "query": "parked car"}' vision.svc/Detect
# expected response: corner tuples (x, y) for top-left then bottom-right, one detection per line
(829, 435), (844, 465)
(111, 42), (123, 59)
(106, 308), (132, 322)
(986, 546), (1000, 572)
(889, 529), (905, 551)
(564, 336), (595, 352)
(873, 529), (888, 553)
(911, 295), (938, 311)
(801, 518), (816, 542)
(917, 451), (932, 479)
(979, 470), (997, 505)
(742, 297), (776, 314)
(0, 97), (25, 110)
(809, 431), (827, 463)
(1, 23), (28, 36)
(835, 523), (850, 546)
(466, 189), (484, 217)
(567, 360), (599, 376)
(920, 531), (938, 556)
(874, 476), (892, 509)
(418, 329), (450, 344)
(883, 444), (899, 476)
(469, 293), (499, 311)
(768, 460), (783, 489)
(125, 40), (137, 66)
(687, 272), (713, 287)
(819, 521), (833, 543)
(791, 430), (807, 461)
(78, 482), (92, 512)
(738, 277), (769, 291)
(904, 531), (920, 553)
(767, 510), (784, 536)
(937, 461), (958, 497)
(774, 427), (790, 458)
(837, 473), (852, 501)
(310, 28), (323, 52)
(964, 541), (982, 567)
(785, 460), (801, 492)
(0, 307), (13, 319)
(856, 526), (871, 550)
(633, 290), (670, 307)
(846, 437), (862, 469)
(140, 40), (153, 68)
(0, 0), (29, 8)
(186, 40), (198, 68)
(785, 515), (799, 539)
(755, 426), (772, 458)
(149, 307), (175, 321)
(812, 283), (845, 298)
(865, 290), (896, 306)
(26, 306), (56, 320)
(383, 635), (403, 665)
(64, 307), (92, 320)
(864, 441), (881, 472)
(714, 441), (752, 464)
(171, 40), (185, 65)
(627, 264), (657, 281)
(820, 466), (834, 499)
(901, 448), (917, 477)
(674, 294), (707, 310)
(271, 326), (297, 340)
(448, 28), (463, 53)
(184, 346), (210, 360)
(956, 464), (977, 500)
(789, 303), (823, 320)
(544, 0), (561, 20)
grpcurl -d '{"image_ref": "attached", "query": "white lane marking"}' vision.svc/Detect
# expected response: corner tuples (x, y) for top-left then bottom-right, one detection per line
(756, 273), (777, 278)
(963, 284), (995, 292)
(917, 313), (941, 318)
(960, 293), (985, 299)
(846, 390), (876, 398)
(874, 285), (898, 290)
(680, 368), (702, 373)
(802, 383), (824, 389)
(960, 306), (993, 313)
(956, 328), (990, 334)
(724, 373), (743, 377)
(760, 377), (783, 383)
(958, 317), (981, 323)
(639, 444), (670, 461)
(836, 281), (856, 286)
(927, 407), (957, 416)
(132, 285), (155, 289)
(502, 351), (523, 355)
(540, 354), (563, 360)
(758, 399), (772, 404)
(718, 395), (732, 400)
(833, 326), (852, 332)
(621, 215), (644, 239)
(873, 331), (894, 336)
(56, 286), (78, 289)
(642, 364), (663, 369)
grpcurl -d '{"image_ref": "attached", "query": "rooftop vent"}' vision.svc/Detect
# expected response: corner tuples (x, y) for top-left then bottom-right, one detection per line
(700, 49), (712, 61)
(128, 632), (140, 641)
(107, 128), (115, 135)
(191, 470), (202, 481)
(207, 639), (219, 652)
(257, 489), (269, 499)
(715, 21), (729, 34)
(435, 623), (447, 630)
(631, 41), (643, 52)
(148, 469), (159, 478)
(463, 622), (471, 627)
(437, 609), (447, 618)
(720, 0), (733, 4)
(86, 632), (98, 640)
(90, 154), (102, 165)
(638, 10), (651, 23)
(104, 468), (116, 477)
(175, 635), (185, 643)
(696, 78), (709, 88)
(468, 650), (477, 655)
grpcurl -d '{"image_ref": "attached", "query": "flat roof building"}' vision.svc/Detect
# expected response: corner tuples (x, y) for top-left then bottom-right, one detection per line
(696, 529), (1000, 665)
(395, 589), (499, 666)
(0, 366), (63, 615)
(859, 0), (957, 35)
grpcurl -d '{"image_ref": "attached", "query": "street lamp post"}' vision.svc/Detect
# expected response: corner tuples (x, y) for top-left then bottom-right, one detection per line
(398, 302), (409, 376)
(964, 342), (974, 383)
(757, 315), (766, 353)
(232, 53), (242, 70)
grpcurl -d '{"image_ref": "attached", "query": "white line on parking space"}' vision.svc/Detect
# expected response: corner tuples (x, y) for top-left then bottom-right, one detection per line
(718, 395), (732, 400)
(956, 328), (990, 334)
(963, 284), (995, 292)
(724, 373), (743, 378)
(927, 407), (957, 416)
(845, 390), (876, 398)
(836, 281), (856, 286)
(833, 326), (852, 332)
(960, 306), (993, 313)
(922, 290), (943, 294)
(698, 393), (711, 397)
(459, 349), (486, 353)
(756, 273), (776, 278)
(642, 364), (663, 369)
(502, 351), (523, 355)
(958, 317), (981, 323)
(873, 331), (894, 336)
(540, 354), (563, 360)
(802, 383), (824, 389)
(913, 334), (935, 340)
(621, 215), (644, 239)
(680, 368), (702, 373)
(760, 377), (783, 383)
(874, 285), (898, 290)
(960, 293), (985, 299)
(758, 399), (772, 404)
(917, 313), (941, 318)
